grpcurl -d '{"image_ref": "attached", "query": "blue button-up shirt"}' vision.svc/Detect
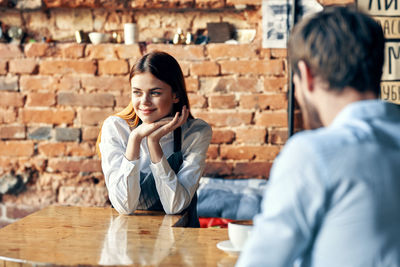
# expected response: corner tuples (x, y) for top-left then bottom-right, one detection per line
(236, 100), (400, 267)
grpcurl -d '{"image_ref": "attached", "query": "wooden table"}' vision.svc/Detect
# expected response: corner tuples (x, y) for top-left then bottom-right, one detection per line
(0, 206), (238, 266)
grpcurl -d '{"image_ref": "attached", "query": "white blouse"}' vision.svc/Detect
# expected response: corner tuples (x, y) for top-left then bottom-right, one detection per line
(99, 116), (212, 215)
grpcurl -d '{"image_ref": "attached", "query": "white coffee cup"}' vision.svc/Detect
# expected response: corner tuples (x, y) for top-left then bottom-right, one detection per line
(228, 220), (253, 250)
(124, 23), (137, 44)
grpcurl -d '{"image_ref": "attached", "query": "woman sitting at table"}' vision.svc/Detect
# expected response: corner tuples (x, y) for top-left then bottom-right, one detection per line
(97, 51), (212, 227)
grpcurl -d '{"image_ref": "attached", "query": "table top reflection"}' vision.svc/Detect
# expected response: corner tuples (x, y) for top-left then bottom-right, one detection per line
(0, 206), (237, 266)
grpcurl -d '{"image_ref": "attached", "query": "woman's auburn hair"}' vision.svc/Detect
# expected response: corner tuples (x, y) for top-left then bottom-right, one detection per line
(95, 102), (139, 158)
(95, 51), (191, 158)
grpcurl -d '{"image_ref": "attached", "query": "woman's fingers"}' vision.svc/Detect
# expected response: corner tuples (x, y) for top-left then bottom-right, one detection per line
(147, 106), (190, 142)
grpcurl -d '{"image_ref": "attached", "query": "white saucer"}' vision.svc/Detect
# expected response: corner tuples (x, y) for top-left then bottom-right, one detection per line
(216, 240), (240, 255)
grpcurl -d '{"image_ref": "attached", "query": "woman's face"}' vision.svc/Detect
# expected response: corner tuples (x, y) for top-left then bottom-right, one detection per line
(131, 72), (179, 124)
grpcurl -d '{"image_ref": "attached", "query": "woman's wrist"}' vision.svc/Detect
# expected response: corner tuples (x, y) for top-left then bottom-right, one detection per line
(146, 135), (160, 145)
(147, 139), (163, 163)
(125, 132), (142, 161)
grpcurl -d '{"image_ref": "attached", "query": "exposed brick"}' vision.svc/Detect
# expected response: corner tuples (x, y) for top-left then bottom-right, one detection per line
(294, 111), (304, 129)
(226, 0), (261, 5)
(190, 61), (219, 76)
(115, 94), (131, 107)
(16, 0), (42, 9)
(185, 77), (199, 92)
(60, 43), (85, 58)
(0, 60), (7, 74)
(235, 128), (266, 144)
(206, 144), (219, 159)
(81, 76), (129, 92)
(59, 76), (81, 91)
(193, 111), (252, 127)
(0, 157), (16, 173)
(147, 44), (205, 61)
(58, 185), (108, 206)
(191, 11), (221, 29)
(195, 0), (225, 8)
(220, 59), (284, 75)
(211, 130), (235, 144)
(21, 109), (75, 125)
(0, 76), (18, 91)
(65, 142), (95, 157)
(255, 111), (288, 127)
(114, 44), (142, 59)
(24, 43), (49, 57)
(48, 158), (102, 173)
(207, 44), (258, 59)
(0, 92), (25, 107)
(269, 129), (288, 145)
(55, 128), (81, 142)
(0, 44), (23, 59)
(40, 60), (96, 75)
(20, 75), (58, 91)
(38, 142), (66, 157)
(130, 0), (193, 8)
(82, 126), (100, 141)
(260, 48), (271, 59)
(98, 60), (129, 75)
(26, 92), (56, 107)
(0, 141), (34, 157)
(240, 93), (287, 110)
(54, 9), (93, 30)
(6, 205), (39, 219)
(179, 61), (190, 76)
(234, 161), (272, 179)
(0, 108), (17, 123)
(188, 93), (207, 108)
(270, 48), (287, 59)
(8, 59), (37, 74)
(199, 77), (262, 93)
(1, 188), (56, 207)
(57, 92), (114, 107)
(78, 109), (113, 126)
(204, 161), (233, 177)
(0, 125), (26, 139)
(28, 127), (52, 140)
(220, 145), (280, 160)
(264, 77), (289, 92)
(209, 95), (236, 109)
(85, 44), (118, 59)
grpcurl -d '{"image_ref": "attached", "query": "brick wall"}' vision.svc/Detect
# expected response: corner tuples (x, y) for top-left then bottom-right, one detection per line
(0, 0), (354, 226)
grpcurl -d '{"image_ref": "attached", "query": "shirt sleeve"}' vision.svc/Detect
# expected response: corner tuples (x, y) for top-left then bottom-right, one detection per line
(99, 117), (141, 215)
(236, 135), (327, 267)
(149, 119), (212, 214)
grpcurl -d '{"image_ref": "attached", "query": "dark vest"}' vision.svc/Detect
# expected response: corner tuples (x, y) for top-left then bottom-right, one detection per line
(138, 127), (199, 227)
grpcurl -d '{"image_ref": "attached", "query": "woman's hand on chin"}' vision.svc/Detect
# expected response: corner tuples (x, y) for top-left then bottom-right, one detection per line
(129, 118), (172, 142)
(147, 106), (189, 144)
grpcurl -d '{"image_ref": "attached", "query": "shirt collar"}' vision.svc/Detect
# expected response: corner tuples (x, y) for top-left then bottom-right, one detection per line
(330, 99), (399, 127)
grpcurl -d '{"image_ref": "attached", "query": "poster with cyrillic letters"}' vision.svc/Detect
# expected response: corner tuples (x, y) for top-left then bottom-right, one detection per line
(357, 0), (400, 105)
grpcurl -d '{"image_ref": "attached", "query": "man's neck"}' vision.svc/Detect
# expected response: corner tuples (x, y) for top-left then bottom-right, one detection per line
(316, 87), (378, 127)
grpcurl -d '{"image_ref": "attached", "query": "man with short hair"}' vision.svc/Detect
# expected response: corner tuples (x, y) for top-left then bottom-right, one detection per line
(236, 6), (400, 267)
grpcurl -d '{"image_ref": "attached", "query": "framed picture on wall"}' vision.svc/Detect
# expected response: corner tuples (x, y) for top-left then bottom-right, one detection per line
(262, 0), (322, 48)
(262, 0), (293, 48)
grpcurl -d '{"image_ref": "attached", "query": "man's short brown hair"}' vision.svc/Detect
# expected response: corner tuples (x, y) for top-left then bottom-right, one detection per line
(288, 6), (384, 95)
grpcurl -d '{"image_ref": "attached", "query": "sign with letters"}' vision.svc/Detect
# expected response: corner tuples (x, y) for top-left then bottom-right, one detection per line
(357, 0), (400, 104)
(383, 42), (400, 80)
(357, 0), (399, 16)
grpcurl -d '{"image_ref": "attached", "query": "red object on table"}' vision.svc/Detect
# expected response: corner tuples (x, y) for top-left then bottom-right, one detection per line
(199, 217), (233, 228)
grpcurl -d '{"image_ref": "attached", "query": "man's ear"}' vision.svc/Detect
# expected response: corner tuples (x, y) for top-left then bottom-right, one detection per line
(297, 60), (314, 93)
